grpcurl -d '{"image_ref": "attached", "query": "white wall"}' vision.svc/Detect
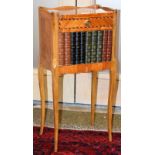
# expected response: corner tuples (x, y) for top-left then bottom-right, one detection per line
(96, 0), (121, 9)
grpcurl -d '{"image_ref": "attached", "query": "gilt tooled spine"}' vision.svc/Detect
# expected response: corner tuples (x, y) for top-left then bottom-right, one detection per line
(96, 31), (103, 62)
(75, 32), (81, 64)
(64, 32), (71, 65)
(106, 30), (112, 61)
(80, 32), (86, 64)
(91, 31), (98, 63)
(102, 30), (108, 61)
(85, 32), (92, 63)
(58, 32), (65, 65)
(70, 32), (76, 64)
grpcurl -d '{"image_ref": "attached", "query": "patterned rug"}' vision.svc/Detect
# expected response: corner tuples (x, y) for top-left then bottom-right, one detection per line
(33, 127), (121, 155)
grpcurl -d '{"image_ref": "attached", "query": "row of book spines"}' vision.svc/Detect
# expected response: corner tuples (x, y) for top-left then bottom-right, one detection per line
(85, 30), (112, 63)
(58, 30), (112, 65)
(70, 31), (107, 64)
(58, 32), (71, 65)
(85, 31), (101, 63)
(71, 32), (86, 64)
(84, 31), (103, 63)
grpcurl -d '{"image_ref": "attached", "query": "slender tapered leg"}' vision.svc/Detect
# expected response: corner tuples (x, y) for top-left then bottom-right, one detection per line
(38, 66), (46, 135)
(91, 72), (98, 126)
(52, 70), (59, 152)
(108, 67), (117, 141)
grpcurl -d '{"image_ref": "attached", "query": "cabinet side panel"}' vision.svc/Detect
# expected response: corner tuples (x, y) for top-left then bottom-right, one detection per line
(39, 9), (52, 70)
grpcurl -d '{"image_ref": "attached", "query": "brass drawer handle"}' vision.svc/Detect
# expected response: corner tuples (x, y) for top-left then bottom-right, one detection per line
(84, 20), (91, 27)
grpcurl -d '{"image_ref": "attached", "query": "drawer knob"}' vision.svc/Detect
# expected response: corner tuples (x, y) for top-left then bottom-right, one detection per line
(84, 20), (91, 27)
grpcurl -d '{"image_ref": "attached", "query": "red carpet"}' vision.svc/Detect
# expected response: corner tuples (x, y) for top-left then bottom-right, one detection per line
(33, 127), (121, 155)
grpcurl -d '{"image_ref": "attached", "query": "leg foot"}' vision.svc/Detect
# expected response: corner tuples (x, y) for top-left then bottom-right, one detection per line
(38, 66), (46, 135)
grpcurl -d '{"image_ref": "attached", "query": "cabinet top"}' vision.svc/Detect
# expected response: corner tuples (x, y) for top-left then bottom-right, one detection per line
(39, 5), (115, 16)
(39, 5), (117, 32)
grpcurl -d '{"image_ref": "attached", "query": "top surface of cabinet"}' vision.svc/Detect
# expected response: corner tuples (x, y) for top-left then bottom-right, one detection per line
(40, 6), (116, 32)
(45, 5), (114, 14)
(48, 7), (108, 15)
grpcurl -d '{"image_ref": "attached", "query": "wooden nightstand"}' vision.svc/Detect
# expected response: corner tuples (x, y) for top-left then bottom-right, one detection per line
(38, 5), (118, 152)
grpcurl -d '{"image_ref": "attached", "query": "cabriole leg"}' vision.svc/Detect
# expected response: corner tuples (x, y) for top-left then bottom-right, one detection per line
(52, 70), (59, 152)
(108, 67), (117, 141)
(38, 66), (46, 135)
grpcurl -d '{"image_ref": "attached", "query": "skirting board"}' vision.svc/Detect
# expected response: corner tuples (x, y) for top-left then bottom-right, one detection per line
(33, 100), (121, 114)
(33, 69), (121, 106)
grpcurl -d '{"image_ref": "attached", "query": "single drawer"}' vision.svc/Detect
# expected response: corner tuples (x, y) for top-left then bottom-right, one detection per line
(59, 13), (114, 32)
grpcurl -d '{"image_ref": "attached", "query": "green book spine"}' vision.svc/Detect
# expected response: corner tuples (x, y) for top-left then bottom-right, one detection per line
(96, 31), (103, 62)
(91, 31), (98, 63)
(85, 32), (92, 63)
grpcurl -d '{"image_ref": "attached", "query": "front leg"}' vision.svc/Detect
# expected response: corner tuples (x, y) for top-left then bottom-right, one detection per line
(52, 70), (60, 152)
(38, 66), (46, 135)
(91, 72), (98, 126)
(108, 67), (117, 141)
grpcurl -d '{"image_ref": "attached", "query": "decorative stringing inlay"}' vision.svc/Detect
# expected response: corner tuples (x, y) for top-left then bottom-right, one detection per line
(58, 13), (113, 32)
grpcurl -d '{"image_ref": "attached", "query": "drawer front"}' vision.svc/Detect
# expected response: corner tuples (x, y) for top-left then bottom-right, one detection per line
(59, 13), (114, 32)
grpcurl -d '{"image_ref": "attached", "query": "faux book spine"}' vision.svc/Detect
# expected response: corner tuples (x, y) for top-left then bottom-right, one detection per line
(91, 31), (98, 63)
(96, 31), (103, 62)
(75, 32), (81, 64)
(85, 32), (92, 63)
(102, 30), (108, 61)
(64, 32), (71, 65)
(106, 30), (112, 61)
(70, 32), (76, 64)
(80, 32), (86, 64)
(58, 32), (65, 65)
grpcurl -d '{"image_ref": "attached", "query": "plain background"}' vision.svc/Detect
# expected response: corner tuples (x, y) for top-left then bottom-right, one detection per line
(0, 0), (155, 155)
